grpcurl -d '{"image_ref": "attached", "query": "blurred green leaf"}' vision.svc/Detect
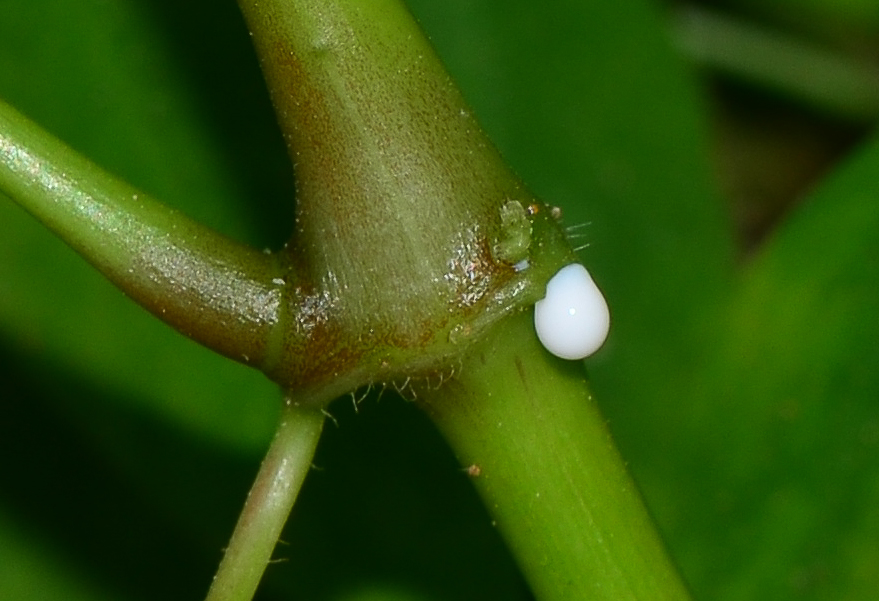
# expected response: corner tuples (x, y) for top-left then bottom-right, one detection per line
(0, 0), (289, 452)
(732, 0), (879, 33)
(662, 135), (879, 600)
(0, 509), (119, 601)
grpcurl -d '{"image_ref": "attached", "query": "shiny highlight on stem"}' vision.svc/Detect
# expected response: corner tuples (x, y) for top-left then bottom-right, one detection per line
(0, 98), (285, 370)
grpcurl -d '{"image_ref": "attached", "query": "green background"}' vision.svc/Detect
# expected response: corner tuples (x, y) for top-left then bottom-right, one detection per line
(2, 0), (878, 599)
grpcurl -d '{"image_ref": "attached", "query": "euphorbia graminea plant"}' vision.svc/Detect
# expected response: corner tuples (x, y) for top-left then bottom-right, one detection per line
(0, 1), (688, 599)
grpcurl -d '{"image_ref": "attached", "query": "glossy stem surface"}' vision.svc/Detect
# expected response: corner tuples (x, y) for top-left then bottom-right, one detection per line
(421, 312), (691, 601)
(0, 98), (284, 370)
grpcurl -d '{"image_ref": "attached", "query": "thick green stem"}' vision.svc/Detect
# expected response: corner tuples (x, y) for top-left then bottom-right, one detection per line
(237, 0), (554, 396)
(206, 399), (323, 601)
(0, 98), (286, 370)
(420, 312), (690, 601)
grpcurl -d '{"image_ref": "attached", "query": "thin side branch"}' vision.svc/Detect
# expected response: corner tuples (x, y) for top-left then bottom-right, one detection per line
(206, 398), (324, 601)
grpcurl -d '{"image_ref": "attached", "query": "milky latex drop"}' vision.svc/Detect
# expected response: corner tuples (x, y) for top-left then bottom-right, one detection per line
(534, 264), (610, 360)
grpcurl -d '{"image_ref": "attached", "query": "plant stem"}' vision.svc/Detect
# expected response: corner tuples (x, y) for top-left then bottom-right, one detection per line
(420, 312), (690, 601)
(0, 98), (285, 370)
(236, 0), (552, 398)
(205, 399), (323, 601)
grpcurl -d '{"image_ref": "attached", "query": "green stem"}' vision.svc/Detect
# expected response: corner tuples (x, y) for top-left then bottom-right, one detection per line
(206, 399), (323, 601)
(0, 98), (285, 371)
(420, 312), (690, 601)
(237, 0), (553, 397)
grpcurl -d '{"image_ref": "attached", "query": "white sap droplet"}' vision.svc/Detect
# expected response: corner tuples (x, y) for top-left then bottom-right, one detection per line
(534, 263), (610, 360)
